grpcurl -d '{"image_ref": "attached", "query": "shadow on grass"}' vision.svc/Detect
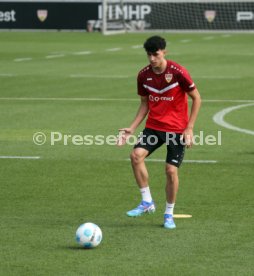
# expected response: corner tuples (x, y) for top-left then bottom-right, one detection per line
(100, 220), (171, 230)
(66, 245), (95, 250)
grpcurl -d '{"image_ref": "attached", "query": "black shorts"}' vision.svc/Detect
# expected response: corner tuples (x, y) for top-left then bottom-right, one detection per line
(134, 128), (185, 167)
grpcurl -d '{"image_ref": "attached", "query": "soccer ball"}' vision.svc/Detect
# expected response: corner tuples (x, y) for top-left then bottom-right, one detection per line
(75, 222), (102, 248)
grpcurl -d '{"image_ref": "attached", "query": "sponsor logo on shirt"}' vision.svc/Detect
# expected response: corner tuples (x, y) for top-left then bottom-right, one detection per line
(149, 95), (174, 102)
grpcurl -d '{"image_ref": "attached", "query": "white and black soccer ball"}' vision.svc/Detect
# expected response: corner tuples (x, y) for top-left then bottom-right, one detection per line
(75, 222), (102, 248)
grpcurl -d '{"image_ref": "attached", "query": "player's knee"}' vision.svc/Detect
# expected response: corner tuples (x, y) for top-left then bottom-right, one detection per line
(165, 164), (177, 177)
(130, 149), (145, 165)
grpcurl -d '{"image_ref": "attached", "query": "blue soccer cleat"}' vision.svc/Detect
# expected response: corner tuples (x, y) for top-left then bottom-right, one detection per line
(164, 214), (176, 229)
(126, 200), (156, 217)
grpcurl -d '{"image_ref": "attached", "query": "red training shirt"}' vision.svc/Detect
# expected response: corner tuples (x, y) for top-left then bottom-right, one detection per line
(137, 60), (196, 133)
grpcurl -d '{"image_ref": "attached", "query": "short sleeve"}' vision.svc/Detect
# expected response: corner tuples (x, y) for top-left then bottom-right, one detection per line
(137, 73), (148, 96)
(177, 66), (196, 92)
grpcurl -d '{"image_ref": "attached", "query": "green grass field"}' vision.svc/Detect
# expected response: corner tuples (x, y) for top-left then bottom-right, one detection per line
(0, 32), (253, 275)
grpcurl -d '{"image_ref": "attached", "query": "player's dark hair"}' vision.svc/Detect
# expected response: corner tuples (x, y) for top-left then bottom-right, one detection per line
(143, 36), (166, 53)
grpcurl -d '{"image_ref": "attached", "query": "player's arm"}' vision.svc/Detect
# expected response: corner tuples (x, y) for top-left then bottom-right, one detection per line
(128, 96), (149, 131)
(117, 96), (149, 146)
(183, 88), (201, 148)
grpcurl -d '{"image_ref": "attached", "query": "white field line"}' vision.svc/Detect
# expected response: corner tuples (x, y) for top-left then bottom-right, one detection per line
(14, 58), (32, 62)
(105, 48), (122, 52)
(0, 98), (253, 103)
(0, 74), (14, 77)
(193, 76), (242, 79)
(0, 156), (40, 159)
(0, 97), (139, 101)
(72, 51), (92, 55)
(131, 45), (142, 49)
(125, 158), (217, 164)
(201, 99), (254, 103)
(182, 160), (217, 164)
(213, 103), (254, 135)
(50, 52), (65, 55)
(221, 34), (231, 38)
(45, 54), (65, 59)
(13, 51), (91, 63)
(0, 73), (244, 80)
(180, 39), (191, 43)
(70, 74), (130, 79)
(235, 53), (254, 56)
(203, 36), (215, 40)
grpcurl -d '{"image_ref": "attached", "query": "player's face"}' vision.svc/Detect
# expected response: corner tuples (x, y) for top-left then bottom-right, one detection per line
(147, 50), (166, 68)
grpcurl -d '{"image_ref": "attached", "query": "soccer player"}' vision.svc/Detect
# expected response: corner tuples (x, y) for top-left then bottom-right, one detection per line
(118, 36), (201, 229)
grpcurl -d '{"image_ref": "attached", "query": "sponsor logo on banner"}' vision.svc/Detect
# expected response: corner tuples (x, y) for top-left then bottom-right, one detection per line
(0, 10), (16, 22)
(236, 11), (254, 22)
(204, 10), (216, 23)
(37, 10), (48, 22)
(165, 73), (173, 83)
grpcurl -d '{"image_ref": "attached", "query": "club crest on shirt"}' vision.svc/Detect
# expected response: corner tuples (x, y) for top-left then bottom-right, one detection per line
(165, 73), (173, 83)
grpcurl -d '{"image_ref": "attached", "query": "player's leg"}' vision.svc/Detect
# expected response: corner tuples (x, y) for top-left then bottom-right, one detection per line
(165, 164), (179, 204)
(164, 164), (178, 229)
(130, 147), (149, 190)
(127, 128), (163, 217)
(127, 147), (155, 216)
(163, 133), (185, 229)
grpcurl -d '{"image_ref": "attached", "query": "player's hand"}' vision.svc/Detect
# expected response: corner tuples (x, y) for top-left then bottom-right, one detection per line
(182, 127), (193, 148)
(117, 128), (134, 146)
